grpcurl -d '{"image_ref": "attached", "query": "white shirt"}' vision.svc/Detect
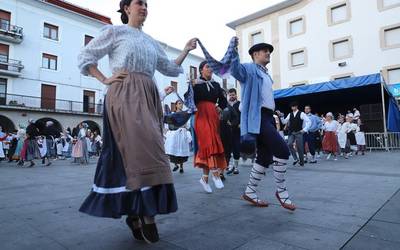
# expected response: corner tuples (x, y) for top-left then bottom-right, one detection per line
(257, 67), (275, 111)
(282, 110), (311, 132)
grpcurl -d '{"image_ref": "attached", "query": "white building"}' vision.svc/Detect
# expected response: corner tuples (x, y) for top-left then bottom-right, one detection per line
(227, 0), (400, 89)
(227, 0), (400, 131)
(0, 0), (235, 134)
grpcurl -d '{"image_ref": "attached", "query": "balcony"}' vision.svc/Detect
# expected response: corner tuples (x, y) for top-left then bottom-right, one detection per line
(0, 94), (103, 116)
(0, 19), (23, 43)
(0, 58), (24, 77)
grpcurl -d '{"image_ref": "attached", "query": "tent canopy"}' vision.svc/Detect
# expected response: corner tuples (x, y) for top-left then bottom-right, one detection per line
(272, 73), (400, 132)
(274, 73), (381, 99)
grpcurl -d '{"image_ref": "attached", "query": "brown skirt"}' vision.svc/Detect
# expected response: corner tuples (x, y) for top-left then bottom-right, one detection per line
(105, 72), (173, 190)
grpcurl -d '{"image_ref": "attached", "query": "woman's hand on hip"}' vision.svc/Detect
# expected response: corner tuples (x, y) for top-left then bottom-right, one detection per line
(103, 71), (128, 85)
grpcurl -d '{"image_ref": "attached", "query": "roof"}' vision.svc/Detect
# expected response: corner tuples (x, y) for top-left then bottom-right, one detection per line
(226, 0), (302, 29)
(41, 0), (112, 24)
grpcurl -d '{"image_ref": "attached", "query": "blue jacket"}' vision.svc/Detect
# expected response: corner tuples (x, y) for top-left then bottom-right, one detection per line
(230, 51), (269, 136)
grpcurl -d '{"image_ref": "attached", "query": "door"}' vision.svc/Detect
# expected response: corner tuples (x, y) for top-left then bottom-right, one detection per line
(41, 84), (56, 110)
(0, 78), (6, 105)
(0, 43), (9, 71)
(83, 90), (95, 113)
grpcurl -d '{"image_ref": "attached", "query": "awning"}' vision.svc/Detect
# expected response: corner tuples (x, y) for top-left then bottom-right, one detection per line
(274, 73), (381, 99)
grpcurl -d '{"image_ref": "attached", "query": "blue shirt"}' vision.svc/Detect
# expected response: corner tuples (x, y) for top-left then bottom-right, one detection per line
(230, 49), (268, 136)
(307, 113), (322, 132)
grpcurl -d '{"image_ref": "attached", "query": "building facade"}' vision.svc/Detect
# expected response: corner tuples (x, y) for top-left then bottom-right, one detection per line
(0, 0), (235, 134)
(227, 0), (400, 91)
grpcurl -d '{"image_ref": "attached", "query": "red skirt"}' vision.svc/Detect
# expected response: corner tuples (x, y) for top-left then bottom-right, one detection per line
(194, 101), (227, 170)
(322, 131), (338, 153)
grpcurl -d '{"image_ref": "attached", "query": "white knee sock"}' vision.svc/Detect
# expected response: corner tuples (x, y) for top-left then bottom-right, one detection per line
(273, 162), (292, 205)
(234, 159), (239, 168)
(244, 163), (265, 199)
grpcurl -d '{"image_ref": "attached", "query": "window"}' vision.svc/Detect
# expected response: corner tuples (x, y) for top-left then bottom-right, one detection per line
(171, 81), (178, 91)
(327, 1), (351, 26)
(381, 23), (400, 49)
(289, 48), (307, 69)
(42, 53), (58, 70)
(287, 16), (305, 37)
(190, 66), (197, 80)
(332, 73), (354, 80)
(250, 31), (263, 46)
(43, 23), (59, 40)
(0, 10), (11, 31)
(84, 35), (94, 46)
(289, 81), (307, 87)
(330, 36), (353, 61)
(388, 67), (400, 84)
(0, 78), (6, 105)
(378, 0), (400, 11)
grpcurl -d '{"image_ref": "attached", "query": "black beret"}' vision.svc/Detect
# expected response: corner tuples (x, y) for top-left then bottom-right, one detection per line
(248, 43), (274, 55)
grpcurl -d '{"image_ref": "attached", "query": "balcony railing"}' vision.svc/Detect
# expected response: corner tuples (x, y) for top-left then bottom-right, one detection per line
(0, 94), (103, 115)
(0, 58), (24, 76)
(0, 19), (23, 43)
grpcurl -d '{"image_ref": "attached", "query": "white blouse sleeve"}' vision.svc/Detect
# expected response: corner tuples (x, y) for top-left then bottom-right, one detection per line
(78, 25), (115, 76)
(154, 41), (183, 77)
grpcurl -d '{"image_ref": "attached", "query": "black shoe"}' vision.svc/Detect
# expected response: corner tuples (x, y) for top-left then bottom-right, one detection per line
(299, 162), (305, 167)
(179, 168), (184, 174)
(172, 165), (179, 172)
(233, 168), (239, 174)
(17, 160), (24, 166)
(28, 162), (35, 168)
(220, 174), (226, 182)
(226, 168), (234, 175)
(42, 159), (45, 164)
(292, 160), (299, 166)
(46, 162), (52, 167)
(126, 217), (144, 241)
(141, 222), (159, 244)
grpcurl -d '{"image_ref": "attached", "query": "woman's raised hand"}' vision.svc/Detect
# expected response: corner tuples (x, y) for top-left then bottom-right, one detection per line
(164, 86), (175, 95)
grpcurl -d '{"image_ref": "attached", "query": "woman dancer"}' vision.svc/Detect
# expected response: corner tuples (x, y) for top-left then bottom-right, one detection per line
(164, 100), (192, 173)
(322, 112), (339, 160)
(77, 0), (196, 244)
(193, 61), (227, 193)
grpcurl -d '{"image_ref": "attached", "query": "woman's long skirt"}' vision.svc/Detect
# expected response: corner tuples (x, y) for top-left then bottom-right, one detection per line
(79, 72), (177, 218)
(193, 101), (227, 171)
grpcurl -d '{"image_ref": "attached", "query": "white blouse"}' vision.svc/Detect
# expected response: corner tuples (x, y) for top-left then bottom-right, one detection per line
(323, 120), (338, 132)
(78, 25), (183, 78)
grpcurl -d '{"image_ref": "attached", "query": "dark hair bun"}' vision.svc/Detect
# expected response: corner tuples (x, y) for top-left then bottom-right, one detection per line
(120, 12), (128, 24)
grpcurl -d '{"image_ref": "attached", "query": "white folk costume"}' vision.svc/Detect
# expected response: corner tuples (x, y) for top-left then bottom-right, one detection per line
(164, 125), (192, 165)
(78, 24), (179, 218)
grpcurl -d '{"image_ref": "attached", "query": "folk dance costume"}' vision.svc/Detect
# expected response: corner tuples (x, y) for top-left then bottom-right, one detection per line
(322, 115), (339, 160)
(355, 123), (366, 155)
(72, 127), (88, 164)
(281, 109), (311, 167)
(192, 77), (228, 191)
(221, 100), (241, 175)
(337, 120), (352, 158)
(78, 24), (178, 220)
(164, 123), (192, 173)
(229, 42), (296, 211)
(303, 113), (322, 163)
(0, 131), (6, 159)
(20, 122), (40, 167)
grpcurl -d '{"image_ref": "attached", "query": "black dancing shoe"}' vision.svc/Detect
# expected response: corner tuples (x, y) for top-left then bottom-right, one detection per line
(172, 165), (179, 172)
(292, 160), (299, 166)
(226, 168), (234, 175)
(125, 217), (144, 241)
(220, 173), (226, 182)
(141, 222), (159, 244)
(233, 168), (239, 174)
(179, 168), (184, 174)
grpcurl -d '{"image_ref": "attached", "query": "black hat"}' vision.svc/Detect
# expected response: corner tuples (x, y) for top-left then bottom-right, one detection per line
(289, 101), (299, 107)
(248, 43), (274, 55)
